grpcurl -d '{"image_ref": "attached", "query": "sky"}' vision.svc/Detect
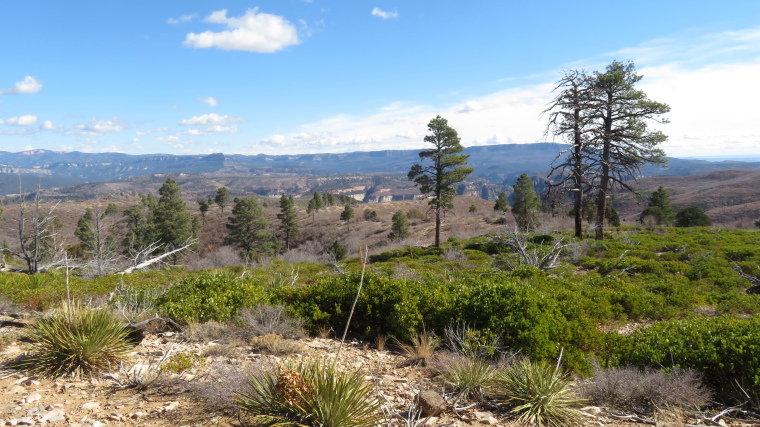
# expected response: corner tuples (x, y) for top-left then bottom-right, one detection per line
(2, 1), (760, 158)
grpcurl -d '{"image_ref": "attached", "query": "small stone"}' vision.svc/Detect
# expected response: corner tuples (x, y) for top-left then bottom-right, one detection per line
(581, 406), (602, 416)
(6, 386), (25, 395)
(80, 402), (100, 411)
(131, 412), (144, 419)
(16, 418), (33, 426)
(47, 415), (66, 424)
(24, 393), (41, 404)
(91, 422), (105, 427)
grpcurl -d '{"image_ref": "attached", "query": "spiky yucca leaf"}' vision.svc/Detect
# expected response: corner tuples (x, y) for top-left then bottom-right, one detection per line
(24, 303), (133, 377)
(490, 358), (586, 427)
(236, 359), (383, 427)
(442, 355), (494, 401)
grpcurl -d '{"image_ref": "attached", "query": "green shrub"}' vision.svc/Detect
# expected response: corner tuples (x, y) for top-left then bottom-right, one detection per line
(608, 316), (760, 396)
(157, 271), (267, 323)
(435, 353), (494, 401)
(489, 357), (586, 426)
(235, 359), (382, 427)
(161, 353), (203, 374)
(23, 304), (133, 377)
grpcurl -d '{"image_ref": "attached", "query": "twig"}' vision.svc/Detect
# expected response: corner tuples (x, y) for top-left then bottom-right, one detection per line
(333, 245), (368, 367)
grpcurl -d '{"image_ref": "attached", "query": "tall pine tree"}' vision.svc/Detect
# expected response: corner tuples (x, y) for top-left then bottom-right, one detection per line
(277, 194), (298, 251)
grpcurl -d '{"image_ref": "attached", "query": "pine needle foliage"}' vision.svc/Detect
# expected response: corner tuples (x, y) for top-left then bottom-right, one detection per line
(23, 303), (133, 377)
(489, 357), (586, 426)
(235, 359), (382, 427)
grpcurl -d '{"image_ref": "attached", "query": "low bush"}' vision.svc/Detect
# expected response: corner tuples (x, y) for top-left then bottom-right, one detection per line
(161, 352), (203, 374)
(23, 304), (133, 377)
(607, 315), (760, 398)
(235, 359), (382, 427)
(396, 332), (440, 366)
(434, 352), (494, 401)
(157, 271), (267, 323)
(238, 304), (305, 339)
(580, 366), (710, 414)
(249, 333), (304, 355)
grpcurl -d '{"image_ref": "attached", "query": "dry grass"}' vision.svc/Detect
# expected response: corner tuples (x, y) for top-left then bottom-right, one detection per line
(238, 305), (305, 339)
(395, 332), (440, 366)
(249, 333), (304, 355)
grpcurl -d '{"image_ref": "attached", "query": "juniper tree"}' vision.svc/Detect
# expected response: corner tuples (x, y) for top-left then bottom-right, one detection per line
(408, 116), (473, 247)
(640, 186), (675, 225)
(215, 187), (229, 215)
(389, 210), (409, 240)
(494, 192), (510, 216)
(511, 173), (541, 230)
(75, 208), (96, 255)
(197, 197), (211, 225)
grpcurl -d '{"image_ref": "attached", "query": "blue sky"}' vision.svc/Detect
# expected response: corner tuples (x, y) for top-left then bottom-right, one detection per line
(2, 1), (760, 157)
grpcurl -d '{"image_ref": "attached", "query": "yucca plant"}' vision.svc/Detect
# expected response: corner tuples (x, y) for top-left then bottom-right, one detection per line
(236, 359), (383, 427)
(23, 303), (133, 377)
(438, 353), (494, 401)
(489, 357), (586, 426)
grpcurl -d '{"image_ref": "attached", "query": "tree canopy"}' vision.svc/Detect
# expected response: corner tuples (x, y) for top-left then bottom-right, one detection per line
(226, 197), (280, 258)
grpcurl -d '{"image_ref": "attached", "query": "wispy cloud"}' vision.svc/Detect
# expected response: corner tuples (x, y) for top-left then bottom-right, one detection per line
(167, 13), (197, 24)
(74, 117), (127, 135)
(178, 113), (242, 126)
(0, 76), (42, 95)
(371, 8), (398, 19)
(199, 96), (218, 107)
(1, 115), (38, 126)
(183, 8), (300, 53)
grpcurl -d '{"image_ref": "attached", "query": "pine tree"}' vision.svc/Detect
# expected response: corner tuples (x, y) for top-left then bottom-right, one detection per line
(215, 187), (229, 215)
(226, 197), (280, 258)
(75, 208), (96, 255)
(197, 197), (211, 225)
(340, 204), (354, 231)
(511, 173), (541, 230)
(277, 194), (299, 251)
(151, 178), (198, 260)
(494, 192), (510, 215)
(640, 186), (675, 225)
(408, 115), (473, 247)
(389, 210), (409, 240)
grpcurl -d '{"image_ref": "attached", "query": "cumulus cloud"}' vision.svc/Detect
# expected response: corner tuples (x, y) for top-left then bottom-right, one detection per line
(0, 76), (42, 95)
(199, 96), (218, 107)
(178, 113), (243, 126)
(167, 13), (197, 24)
(371, 8), (398, 19)
(3, 115), (38, 126)
(183, 8), (300, 53)
(74, 117), (127, 135)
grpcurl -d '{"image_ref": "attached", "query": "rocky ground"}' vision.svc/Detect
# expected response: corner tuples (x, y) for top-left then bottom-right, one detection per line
(0, 314), (756, 427)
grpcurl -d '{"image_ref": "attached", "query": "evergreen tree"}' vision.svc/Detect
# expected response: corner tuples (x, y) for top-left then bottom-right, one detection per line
(408, 116), (473, 247)
(197, 197), (211, 224)
(215, 187), (229, 214)
(311, 191), (323, 212)
(511, 173), (541, 230)
(225, 197), (280, 258)
(326, 193), (335, 206)
(74, 208), (96, 255)
(151, 178), (198, 260)
(494, 192), (510, 215)
(277, 194), (299, 251)
(389, 210), (409, 240)
(340, 204), (354, 231)
(675, 206), (712, 227)
(640, 186), (675, 225)
(587, 61), (669, 239)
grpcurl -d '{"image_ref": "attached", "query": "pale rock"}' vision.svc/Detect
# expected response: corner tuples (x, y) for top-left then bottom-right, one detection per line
(131, 412), (144, 419)
(91, 422), (105, 427)
(6, 386), (25, 394)
(581, 406), (602, 416)
(24, 393), (41, 403)
(13, 377), (28, 385)
(80, 402), (100, 411)
(16, 418), (33, 426)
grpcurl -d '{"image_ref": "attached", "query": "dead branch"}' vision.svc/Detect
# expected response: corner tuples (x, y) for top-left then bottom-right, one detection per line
(118, 238), (197, 275)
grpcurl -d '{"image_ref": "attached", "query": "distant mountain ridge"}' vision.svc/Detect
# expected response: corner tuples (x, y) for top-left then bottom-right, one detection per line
(1, 144), (760, 196)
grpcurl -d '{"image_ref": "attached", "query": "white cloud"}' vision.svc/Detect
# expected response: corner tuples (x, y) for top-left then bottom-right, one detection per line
(0, 76), (42, 95)
(199, 96), (218, 107)
(183, 8), (300, 53)
(167, 13), (197, 24)
(74, 117), (126, 135)
(156, 135), (180, 142)
(371, 8), (398, 19)
(458, 101), (484, 113)
(135, 127), (169, 136)
(178, 113), (243, 126)
(4, 115), (38, 126)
